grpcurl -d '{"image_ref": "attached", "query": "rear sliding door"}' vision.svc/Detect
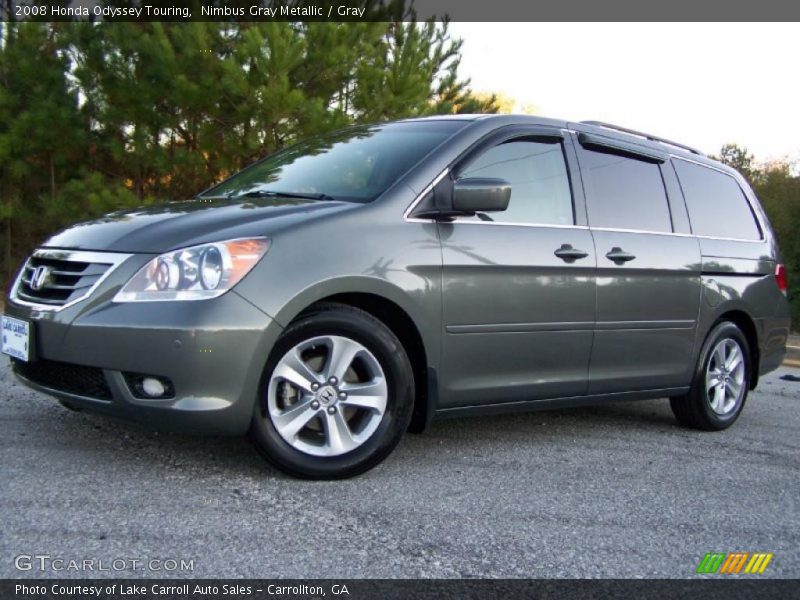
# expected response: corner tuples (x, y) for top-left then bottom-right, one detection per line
(574, 131), (702, 394)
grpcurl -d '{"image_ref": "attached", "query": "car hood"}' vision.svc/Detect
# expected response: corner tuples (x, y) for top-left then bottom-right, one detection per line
(41, 197), (356, 254)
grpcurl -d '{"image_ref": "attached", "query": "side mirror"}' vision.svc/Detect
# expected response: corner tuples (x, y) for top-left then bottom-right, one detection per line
(452, 178), (511, 214)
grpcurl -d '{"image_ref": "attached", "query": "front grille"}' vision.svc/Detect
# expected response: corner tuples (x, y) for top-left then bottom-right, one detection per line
(15, 255), (113, 307)
(13, 358), (112, 400)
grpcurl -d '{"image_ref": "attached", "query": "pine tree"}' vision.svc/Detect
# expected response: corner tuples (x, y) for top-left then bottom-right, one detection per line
(0, 15), (499, 287)
(0, 22), (89, 279)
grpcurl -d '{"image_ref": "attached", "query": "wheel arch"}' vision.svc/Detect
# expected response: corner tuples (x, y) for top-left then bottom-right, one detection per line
(712, 308), (761, 390)
(272, 280), (438, 433)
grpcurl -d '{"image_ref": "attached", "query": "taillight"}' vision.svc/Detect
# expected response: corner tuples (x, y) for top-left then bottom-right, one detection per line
(776, 263), (788, 295)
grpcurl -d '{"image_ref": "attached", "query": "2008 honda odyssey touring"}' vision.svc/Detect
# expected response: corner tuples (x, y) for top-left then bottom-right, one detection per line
(2, 115), (791, 478)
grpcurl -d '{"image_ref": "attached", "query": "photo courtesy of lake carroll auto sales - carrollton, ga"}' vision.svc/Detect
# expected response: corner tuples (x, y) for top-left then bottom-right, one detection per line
(14, 583), (345, 597)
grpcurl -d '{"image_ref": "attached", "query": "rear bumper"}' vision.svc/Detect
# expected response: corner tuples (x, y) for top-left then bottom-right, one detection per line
(5, 290), (282, 435)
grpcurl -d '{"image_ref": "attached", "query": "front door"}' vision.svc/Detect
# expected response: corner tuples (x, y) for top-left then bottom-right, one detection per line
(439, 128), (597, 408)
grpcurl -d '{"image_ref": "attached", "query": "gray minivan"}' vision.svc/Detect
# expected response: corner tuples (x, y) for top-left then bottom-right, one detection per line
(2, 115), (791, 478)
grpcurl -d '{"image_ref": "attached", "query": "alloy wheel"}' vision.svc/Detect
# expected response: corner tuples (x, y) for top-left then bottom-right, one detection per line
(705, 338), (746, 415)
(266, 335), (388, 457)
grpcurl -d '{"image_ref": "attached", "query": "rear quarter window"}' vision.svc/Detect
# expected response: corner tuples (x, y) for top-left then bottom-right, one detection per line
(673, 160), (761, 240)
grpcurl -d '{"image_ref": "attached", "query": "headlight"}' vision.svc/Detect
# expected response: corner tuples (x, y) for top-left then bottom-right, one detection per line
(113, 238), (269, 302)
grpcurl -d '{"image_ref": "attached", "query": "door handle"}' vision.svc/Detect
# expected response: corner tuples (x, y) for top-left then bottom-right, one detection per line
(605, 247), (636, 264)
(554, 244), (589, 262)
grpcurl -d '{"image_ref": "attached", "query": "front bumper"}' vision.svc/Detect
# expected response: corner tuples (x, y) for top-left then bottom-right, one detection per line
(5, 271), (282, 435)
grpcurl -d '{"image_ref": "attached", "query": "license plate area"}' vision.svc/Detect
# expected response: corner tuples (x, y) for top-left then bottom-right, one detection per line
(1, 315), (32, 362)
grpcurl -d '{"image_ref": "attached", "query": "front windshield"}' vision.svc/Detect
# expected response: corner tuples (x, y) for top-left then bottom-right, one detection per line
(201, 120), (467, 202)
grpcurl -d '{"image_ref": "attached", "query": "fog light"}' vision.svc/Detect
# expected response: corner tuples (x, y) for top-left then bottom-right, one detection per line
(142, 377), (166, 397)
(123, 372), (175, 399)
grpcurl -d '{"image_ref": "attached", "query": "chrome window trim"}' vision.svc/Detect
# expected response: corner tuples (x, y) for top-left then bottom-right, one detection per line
(402, 151), (768, 245)
(694, 234), (767, 244)
(9, 248), (133, 312)
(403, 168), (450, 223)
(590, 226), (692, 237)
(447, 220), (589, 231)
(403, 127), (575, 225)
(670, 155), (767, 243)
(408, 217), (768, 242)
(402, 169), (586, 229)
(591, 226), (764, 242)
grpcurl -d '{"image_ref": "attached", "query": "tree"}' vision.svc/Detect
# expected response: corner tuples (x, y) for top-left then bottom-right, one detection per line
(0, 22), (90, 277)
(351, 20), (497, 119)
(452, 91), (537, 115)
(715, 144), (800, 327)
(715, 143), (760, 184)
(66, 20), (496, 199)
(0, 17), (500, 287)
(752, 162), (800, 327)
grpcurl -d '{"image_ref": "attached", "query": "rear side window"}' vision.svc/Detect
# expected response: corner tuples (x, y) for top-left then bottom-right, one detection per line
(457, 139), (574, 226)
(673, 160), (761, 240)
(579, 147), (673, 233)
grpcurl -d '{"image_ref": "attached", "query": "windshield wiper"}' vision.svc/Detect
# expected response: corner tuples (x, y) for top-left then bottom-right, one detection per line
(237, 190), (336, 201)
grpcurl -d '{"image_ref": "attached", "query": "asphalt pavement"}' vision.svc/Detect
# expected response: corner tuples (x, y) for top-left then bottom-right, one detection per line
(1, 359), (798, 579)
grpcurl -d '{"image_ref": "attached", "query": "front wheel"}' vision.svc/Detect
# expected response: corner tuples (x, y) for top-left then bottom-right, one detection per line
(670, 321), (751, 431)
(249, 303), (414, 479)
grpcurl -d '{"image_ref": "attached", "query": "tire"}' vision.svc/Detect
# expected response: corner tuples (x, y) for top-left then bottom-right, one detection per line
(670, 321), (751, 431)
(249, 302), (414, 479)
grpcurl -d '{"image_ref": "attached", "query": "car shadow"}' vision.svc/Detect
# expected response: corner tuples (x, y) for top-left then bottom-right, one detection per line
(49, 397), (679, 480)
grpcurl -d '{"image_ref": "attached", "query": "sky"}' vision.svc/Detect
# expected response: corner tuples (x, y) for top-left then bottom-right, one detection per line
(450, 23), (799, 163)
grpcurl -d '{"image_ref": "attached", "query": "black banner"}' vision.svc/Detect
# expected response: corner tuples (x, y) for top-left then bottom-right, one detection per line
(2, 0), (800, 22)
(3, 579), (800, 600)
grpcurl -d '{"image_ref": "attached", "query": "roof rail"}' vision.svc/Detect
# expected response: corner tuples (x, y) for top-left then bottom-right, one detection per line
(580, 120), (704, 156)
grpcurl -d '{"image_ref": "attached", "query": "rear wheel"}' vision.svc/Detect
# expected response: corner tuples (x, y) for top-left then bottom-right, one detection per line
(670, 321), (751, 431)
(250, 303), (414, 479)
